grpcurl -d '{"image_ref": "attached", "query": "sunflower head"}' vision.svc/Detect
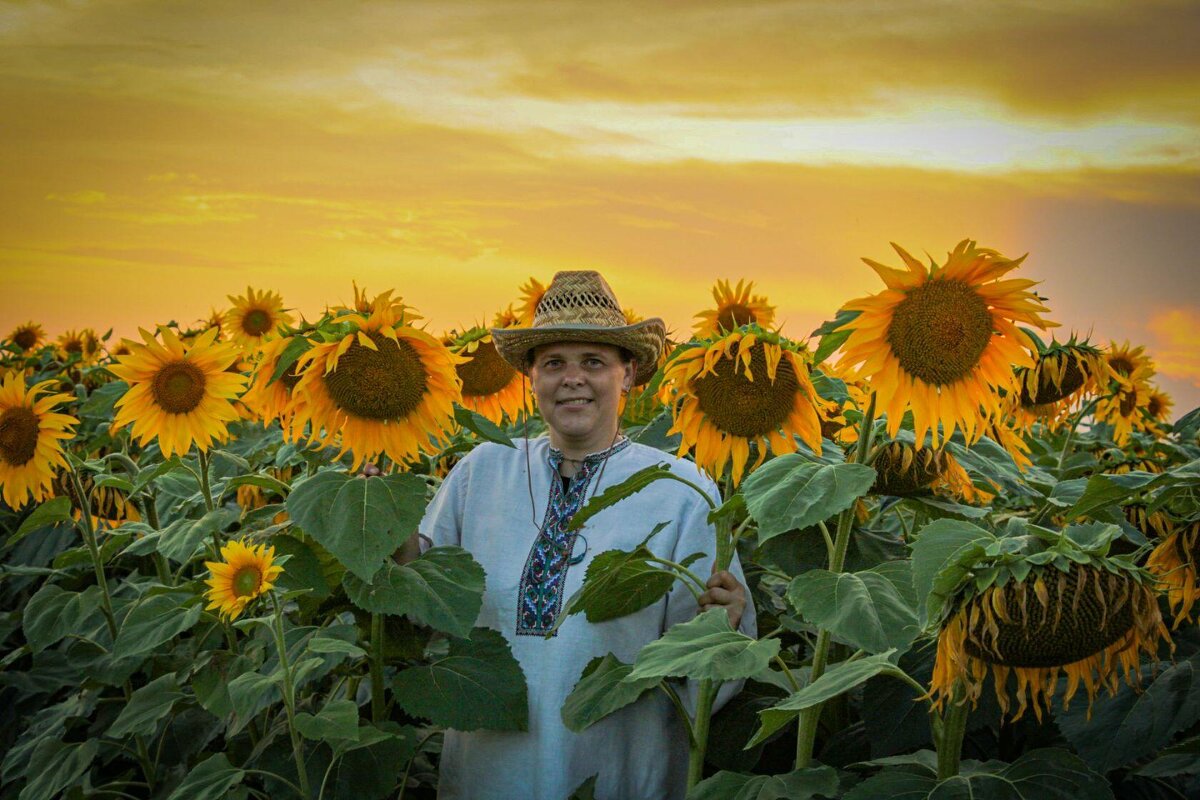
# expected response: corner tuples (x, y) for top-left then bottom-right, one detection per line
(1147, 521), (1200, 627)
(110, 327), (247, 458)
(870, 441), (947, 496)
(224, 287), (295, 349)
(290, 300), (462, 469)
(838, 240), (1056, 448)
(0, 373), (78, 509)
(242, 334), (309, 432)
(447, 326), (522, 425)
(517, 277), (547, 326)
(1105, 340), (1153, 385)
(8, 322), (46, 353)
(1146, 388), (1173, 426)
(928, 522), (1170, 722)
(1094, 362), (1156, 446)
(1017, 337), (1107, 407)
(57, 328), (103, 366)
(693, 279), (777, 338)
(204, 539), (284, 621)
(492, 304), (521, 329)
(663, 324), (822, 486)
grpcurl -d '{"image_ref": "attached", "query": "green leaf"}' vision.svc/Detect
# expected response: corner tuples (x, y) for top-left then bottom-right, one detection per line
(191, 651), (257, 718)
(1063, 472), (1157, 521)
(295, 698), (361, 743)
(567, 775), (599, 800)
(787, 568), (918, 653)
(810, 309), (860, 366)
(1056, 654), (1200, 772)
(226, 669), (282, 723)
(225, 473), (292, 498)
(131, 456), (187, 495)
(561, 654), (661, 733)
(568, 463), (681, 532)
(17, 739), (98, 800)
(687, 765), (840, 800)
(625, 608), (781, 683)
(286, 471), (427, 581)
(93, 474), (136, 493)
(22, 585), (103, 652)
(271, 534), (332, 599)
(165, 753), (245, 800)
(453, 404), (515, 447)
(113, 593), (203, 658)
(342, 546), (485, 638)
(158, 507), (238, 563)
(269, 336), (311, 386)
(9, 496), (73, 546)
(107, 673), (184, 739)
(747, 651), (899, 748)
(556, 532), (677, 628)
(392, 627), (528, 731)
(1133, 734), (1200, 778)
(307, 635), (367, 660)
(840, 769), (937, 800)
(1061, 522), (1122, 555)
(741, 457), (876, 541)
(909, 519), (996, 626)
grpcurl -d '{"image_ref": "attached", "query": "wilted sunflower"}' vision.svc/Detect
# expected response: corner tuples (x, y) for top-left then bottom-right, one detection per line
(1094, 363), (1154, 445)
(1123, 503), (1174, 540)
(838, 240), (1055, 448)
(930, 556), (1169, 721)
(110, 327), (247, 458)
(1011, 337), (1109, 432)
(0, 373), (77, 509)
(235, 465), (295, 511)
(1147, 521), (1200, 627)
(242, 335), (308, 433)
(291, 297), (462, 469)
(663, 325), (823, 486)
(57, 328), (103, 366)
(203, 539), (283, 621)
(493, 304), (521, 329)
(693, 279), (777, 338)
(8, 322), (46, 352)
(224, 287), (294, 349)
(447, 326), (523, 425)
(54, 469), (141, 529)
(517, 277), (547, 326)
(869, 440), (983, 502)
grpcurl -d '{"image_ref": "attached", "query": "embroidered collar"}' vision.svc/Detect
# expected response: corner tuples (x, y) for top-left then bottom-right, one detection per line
(547, 436), (631, 470)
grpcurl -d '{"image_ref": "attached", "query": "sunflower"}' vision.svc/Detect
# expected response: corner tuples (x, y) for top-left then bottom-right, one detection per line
(1145, 387), (1173, 432)
(8, 322), (46, 353)
(54, 469), (141, 529)
(663, 325), (822, 486)
(224, 287), (294, 349)
(1104, 340), (1154, 386)
(812, 359), (871, 446)
(1147, 521), (1200, 627)
(0, 373), (77, 509)
(1094, 363), (1154, 445)
(492, 304), (521, 329)
(517, 277), (547, 326)
(930, 558), (1169, 722)
(869, 440), (987, 504)
(110, 327), (247, 458)
(837, 240), (1055, 448)
(332, 283), (418, 321)
(57, 328), (103, 366)
(242, 335), (308, 433)
(447, 326), (523, 425)
(693, 279), (777, 338)
(1123, 503), (1174, 540)
(235, 466), (295, 511)
(290, 296), (462, 469)
(203, 539), (283, 621)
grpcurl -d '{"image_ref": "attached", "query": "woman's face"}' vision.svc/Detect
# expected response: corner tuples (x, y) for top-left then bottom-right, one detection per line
(530, 342), (633, 450)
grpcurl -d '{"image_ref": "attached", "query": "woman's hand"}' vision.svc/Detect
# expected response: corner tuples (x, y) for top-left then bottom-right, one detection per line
(699, 569), (747, 630)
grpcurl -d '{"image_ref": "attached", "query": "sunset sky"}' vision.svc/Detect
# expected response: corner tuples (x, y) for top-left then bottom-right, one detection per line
(2, 0), (1198, 415)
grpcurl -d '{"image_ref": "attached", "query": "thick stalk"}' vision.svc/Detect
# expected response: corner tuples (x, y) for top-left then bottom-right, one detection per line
(270, 595), (310, 798)
(686, 679), (717, 788)
(196, 450), (221, 557)
(1055, 396), (1101, 473)
(794, 392), (876, 769)
(937, 691), (970, 780)
(370, 612), (386, 723)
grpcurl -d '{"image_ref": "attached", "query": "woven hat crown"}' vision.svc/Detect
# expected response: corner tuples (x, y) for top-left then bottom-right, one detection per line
(532, 271), (626, 327)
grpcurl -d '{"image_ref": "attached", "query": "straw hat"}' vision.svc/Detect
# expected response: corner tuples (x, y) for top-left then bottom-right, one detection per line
(492, 271), (666, 385)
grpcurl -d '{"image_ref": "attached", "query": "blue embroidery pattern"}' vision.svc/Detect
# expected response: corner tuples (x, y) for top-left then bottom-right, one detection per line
(516, 438), (631, 637)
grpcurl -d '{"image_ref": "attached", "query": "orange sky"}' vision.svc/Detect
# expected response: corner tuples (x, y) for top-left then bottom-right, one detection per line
(2, 0), (1198, 416)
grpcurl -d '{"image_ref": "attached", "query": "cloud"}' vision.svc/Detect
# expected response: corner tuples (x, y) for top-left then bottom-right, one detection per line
(1146, 307), (1200, 385)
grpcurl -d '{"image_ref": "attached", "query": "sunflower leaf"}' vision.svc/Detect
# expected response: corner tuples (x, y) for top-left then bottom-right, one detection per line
(787, 567), (919, 654)
(688, 766), (840, 800)
(391, 627), (528, 731)
(342, 546), (485, 638)
(567, 463), (677, 532)
(561, 653), (661, 733)
(164, 753), (246, 800)
(453, 405), (515, 448)
(9, 496), (73, 546)
(107, 673), (185, 739)
(268, 335), (312, 386)
(909, 519), (996, 627)
(286, 471), (427, 581)
(741, 457), (876, 541)
(625, 608), (780, 683)
(113, 592), (203, 658)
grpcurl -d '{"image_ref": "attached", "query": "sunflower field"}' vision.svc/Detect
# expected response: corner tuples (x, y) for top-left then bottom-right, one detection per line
(2, 242), (1199, 800)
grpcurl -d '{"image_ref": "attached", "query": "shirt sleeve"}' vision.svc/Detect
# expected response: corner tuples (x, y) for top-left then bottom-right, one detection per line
(662, 472), (758, 717)
(418, 452), (470, 549)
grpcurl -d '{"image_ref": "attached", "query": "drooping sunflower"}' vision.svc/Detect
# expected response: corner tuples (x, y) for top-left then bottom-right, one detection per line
(693, 279), (777, 338)
(54, 468), (141, 529)
(290, 296), (462, 469)
(517, 277), (547, 326)
(869, 440), (985, 502)
(929, 527), (1170, 722)
(447, 326), (523, 425)
(224, 287), (294, 349)
(0, 373), (78, 509)
(663, 325), (823, 486)
(242, 335), (309, 433)
(203, 538), (283, 621)
(838, 240), (1056, 448)
(1094, 363), (1155, 445)
(57, 328), (103, 366)
(1147, 521), (1200, 627)
(1011, 337), (1109, 433)
(110, 327), (247, 458)
(8, 322), (46, 353)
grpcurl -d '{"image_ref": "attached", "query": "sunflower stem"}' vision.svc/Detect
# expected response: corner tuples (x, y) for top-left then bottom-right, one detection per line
(794, 391), (876, 770)
(270, 593), (311, 799)
(937, 689), (971, 780)
(1055, 396), (1101, 474)
(197, 448), (216, 512)
(68, 467), (119, 639)
(370, 612), (386, 724)
(686, 678), (717, 789)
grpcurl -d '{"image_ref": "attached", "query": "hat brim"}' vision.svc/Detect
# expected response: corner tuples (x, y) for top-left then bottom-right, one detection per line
(491, 319), (666, 385)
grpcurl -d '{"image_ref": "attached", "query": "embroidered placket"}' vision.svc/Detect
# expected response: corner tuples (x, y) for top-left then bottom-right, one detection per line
(515, 438), (630, 636)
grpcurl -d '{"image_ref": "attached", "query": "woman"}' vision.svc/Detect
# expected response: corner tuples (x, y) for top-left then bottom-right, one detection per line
(413, 271), (755, 800)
